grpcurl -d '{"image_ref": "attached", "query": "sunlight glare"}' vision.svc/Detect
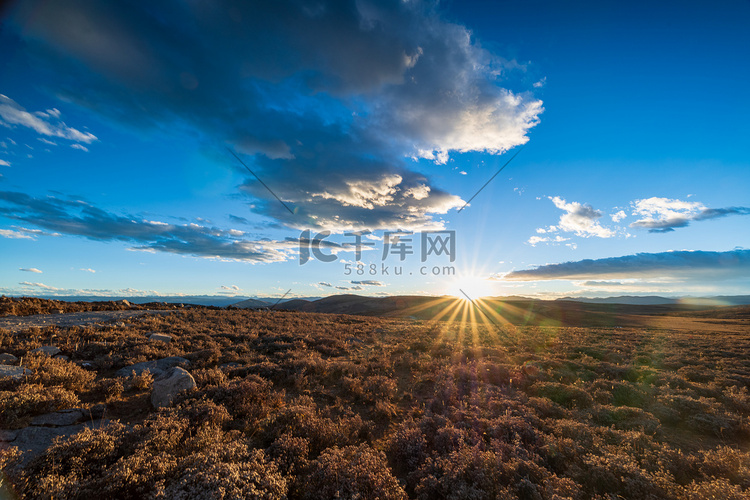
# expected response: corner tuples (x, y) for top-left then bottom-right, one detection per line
(447, 275), (496, 301)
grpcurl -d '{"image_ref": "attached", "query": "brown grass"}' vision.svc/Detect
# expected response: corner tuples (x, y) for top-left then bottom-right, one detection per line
(0, 301), (749, 498)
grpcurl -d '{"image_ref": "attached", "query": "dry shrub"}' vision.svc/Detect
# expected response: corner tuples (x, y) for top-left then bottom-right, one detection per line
(531, 381), (593, 409)
(202, 375), (284, 432)
(267, 433), (310, 476)
(25, 354), (96, 391)
(685, 478), (747, 499)
(96, 378), (124, 403)
(191, 367), (226, 388)
(304, 444), (407, 500)
(157, 452), (287, 500)
(264, 396), (373, 456)
(126, 370), (154, 391)
(0, 383), (79, 428)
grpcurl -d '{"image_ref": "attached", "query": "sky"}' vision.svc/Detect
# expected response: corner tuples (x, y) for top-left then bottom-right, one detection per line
(0, 0), (749, 301)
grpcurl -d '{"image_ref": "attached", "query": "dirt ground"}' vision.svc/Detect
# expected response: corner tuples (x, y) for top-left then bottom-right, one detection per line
(0, 310), (174, 333)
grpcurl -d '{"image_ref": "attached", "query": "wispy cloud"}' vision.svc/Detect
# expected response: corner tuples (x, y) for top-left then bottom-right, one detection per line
(504, 249), (750, 281)
(0, 190), (328, 262)
(630, 197), (750, 233)
(0, 94), (97, 144)
(0, 228), (34, 239)
(351, 280), (385, 286)
(18, 281), (58, 290)
(527, 235), (568, 247)
(19, 267), (42, 273)
(0, 160), (10, 167)
(318, 282), (333, 287)
(80, 268), (96, 273)
(6, 0), (543, 231)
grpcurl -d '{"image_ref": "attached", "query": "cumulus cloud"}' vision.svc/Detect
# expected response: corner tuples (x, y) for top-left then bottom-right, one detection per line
(504, 249), (750, 281)
(19, 267), (42, 273)
(0, 94), (97, 144)
(630, 197), (750, 232)
(6, 0), (542, 231)
(0, 228), (34, 239)
(610, 210), (627, 223)
(530, 197), (614, 244)
(550, 196), (614, 238)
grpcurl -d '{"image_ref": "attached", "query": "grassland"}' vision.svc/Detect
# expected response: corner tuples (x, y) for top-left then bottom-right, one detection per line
(1, 297), (749, 499)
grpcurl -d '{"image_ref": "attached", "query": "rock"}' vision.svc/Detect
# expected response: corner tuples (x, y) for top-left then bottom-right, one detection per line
(117, 299), (131, 307)
(0, 430), (18, 442)
(0, 353), (18, 365)
(31, 409), (84, 427)
(151, 367), (196, 408)
(0, 365), (32, 380)
(148, 333), (172, 343)
(31, 345), (61, 357)
(9, 420), (110, 466)
(115, 356), (190, 378)
(78, 360), (96, 370)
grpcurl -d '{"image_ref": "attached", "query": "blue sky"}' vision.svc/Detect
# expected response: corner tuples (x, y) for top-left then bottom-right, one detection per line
(1, 0), (749, 300)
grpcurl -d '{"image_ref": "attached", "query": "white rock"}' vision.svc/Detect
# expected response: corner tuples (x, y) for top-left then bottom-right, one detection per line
(150, 367), (196, 408)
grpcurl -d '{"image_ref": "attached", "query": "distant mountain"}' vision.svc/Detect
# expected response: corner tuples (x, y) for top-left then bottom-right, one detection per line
(557, 296), (680, 305)
(560, 295), (750, 306)
(231, 298), (271, 309)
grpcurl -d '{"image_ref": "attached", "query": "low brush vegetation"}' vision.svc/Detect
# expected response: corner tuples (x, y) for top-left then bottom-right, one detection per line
(1, 299), (749, 499)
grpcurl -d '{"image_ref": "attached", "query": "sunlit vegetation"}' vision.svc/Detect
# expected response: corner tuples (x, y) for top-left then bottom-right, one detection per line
(1, 298), (749, 498)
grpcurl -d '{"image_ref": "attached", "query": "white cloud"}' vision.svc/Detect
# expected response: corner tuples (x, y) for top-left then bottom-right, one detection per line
(18, 281), (60, 290)
(629, 197), (750, 233)
(70, 143), (89, 152)
(220, 284), (241, 291)
(527, 234), (569, 247)
(0, 160), (9, 167)
(19, 267), (42, 273)
(550, 196), (614, 238)
(0, 94), (97, 144)
(404, 184), (431, 200)
(610, 210), (627, 222)
(313, 174), (402, 209)
(80, 268), (96, 273)
(0, 228), (34, 239)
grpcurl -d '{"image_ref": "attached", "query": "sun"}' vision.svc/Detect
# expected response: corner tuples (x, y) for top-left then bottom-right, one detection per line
(446, 274), (496, 301)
